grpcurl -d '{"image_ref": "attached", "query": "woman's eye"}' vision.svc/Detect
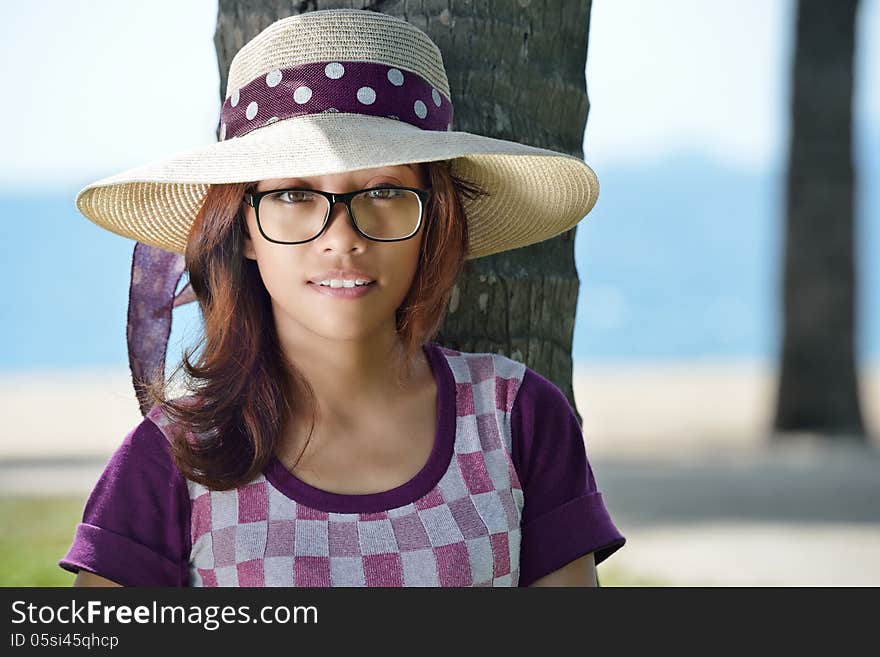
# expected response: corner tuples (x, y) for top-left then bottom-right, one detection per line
(276, 191), (313, 203)
(366, 188), (402, 199)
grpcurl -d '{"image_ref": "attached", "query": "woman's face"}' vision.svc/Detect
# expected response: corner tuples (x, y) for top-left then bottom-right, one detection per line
(241, 163), (427, 341)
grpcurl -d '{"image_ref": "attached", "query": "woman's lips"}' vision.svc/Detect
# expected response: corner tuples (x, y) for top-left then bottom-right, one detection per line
(306, 281), (377, 299)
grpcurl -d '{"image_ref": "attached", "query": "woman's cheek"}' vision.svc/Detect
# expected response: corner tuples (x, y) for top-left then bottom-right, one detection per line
(259, 260), (298, 303)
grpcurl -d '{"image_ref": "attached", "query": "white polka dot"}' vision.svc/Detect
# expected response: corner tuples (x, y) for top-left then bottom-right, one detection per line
(432, 88), (442, 107)
(266, 69), (282, 87)
(387, 68), (404, 86)
(230, 89), (240, 107)
(325, 62), (345, 79)
(219, 123), (226, 140)
(246, 101), (258, 120)
(357, 86), (377, 105)
(293, 86), (312, 104)
(264, 116), (279, 125)
(413, 100), (427, 119)
(323, 107), (340, 113)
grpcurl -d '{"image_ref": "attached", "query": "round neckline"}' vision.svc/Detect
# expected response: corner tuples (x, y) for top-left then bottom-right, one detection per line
(263, 341), (455, 514)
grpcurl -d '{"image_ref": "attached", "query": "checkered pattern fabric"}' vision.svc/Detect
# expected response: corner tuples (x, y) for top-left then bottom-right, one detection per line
(148, 346), (527, 587)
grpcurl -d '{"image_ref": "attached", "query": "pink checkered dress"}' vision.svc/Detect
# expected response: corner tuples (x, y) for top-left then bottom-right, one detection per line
(60, 342), (626, 587)
(154, 344), (524, 587)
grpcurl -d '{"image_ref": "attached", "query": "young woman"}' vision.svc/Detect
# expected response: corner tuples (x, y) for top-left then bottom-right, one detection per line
(60, 9), (625, 587)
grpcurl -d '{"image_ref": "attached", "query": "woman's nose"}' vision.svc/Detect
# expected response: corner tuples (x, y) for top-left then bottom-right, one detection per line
(318, 200), (365, 244)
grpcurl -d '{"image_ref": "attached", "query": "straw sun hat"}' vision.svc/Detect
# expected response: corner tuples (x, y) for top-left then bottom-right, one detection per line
(73, 9), (600, 414)
(75, 8), (599, 259)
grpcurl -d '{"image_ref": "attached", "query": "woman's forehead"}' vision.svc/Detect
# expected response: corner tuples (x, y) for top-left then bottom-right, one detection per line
(260, 163), (423, 188)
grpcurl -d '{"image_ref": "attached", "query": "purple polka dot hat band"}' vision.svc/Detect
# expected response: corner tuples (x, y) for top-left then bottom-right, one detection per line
(219, 60), (453, 141)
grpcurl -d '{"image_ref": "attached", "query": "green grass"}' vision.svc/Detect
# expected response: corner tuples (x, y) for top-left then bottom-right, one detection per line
(0, 495), (85, 586)
(1, 495), (664, 587)
(598, 563), (677, 587)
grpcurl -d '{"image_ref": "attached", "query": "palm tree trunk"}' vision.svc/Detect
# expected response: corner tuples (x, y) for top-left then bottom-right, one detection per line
(775, 0), (865, 440)
(215, 0), (594, 425)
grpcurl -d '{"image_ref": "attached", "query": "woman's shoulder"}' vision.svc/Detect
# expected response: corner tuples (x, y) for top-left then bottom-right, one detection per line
(111, 396), (205, 482)
(429, 342), (569, 415)
(429, 342), (529, 402)
(430, 341), (525, 370)
(112, 406), (187, 477)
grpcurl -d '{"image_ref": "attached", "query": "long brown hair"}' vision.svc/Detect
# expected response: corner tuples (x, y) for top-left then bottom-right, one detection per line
(144, 159), (489, 490)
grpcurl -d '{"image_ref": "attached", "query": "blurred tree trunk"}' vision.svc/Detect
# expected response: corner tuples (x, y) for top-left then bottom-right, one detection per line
(215, 0), (594, 425)
(775, 0), (865, 441)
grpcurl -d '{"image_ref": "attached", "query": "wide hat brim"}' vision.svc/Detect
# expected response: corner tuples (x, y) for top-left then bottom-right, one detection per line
(76, 112), (599, 260)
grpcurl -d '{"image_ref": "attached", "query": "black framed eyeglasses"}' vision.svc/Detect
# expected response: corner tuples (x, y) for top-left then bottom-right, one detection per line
(243, 185), (431, 245)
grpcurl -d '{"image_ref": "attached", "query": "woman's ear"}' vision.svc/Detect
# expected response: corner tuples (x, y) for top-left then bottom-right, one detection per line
(241, 207), (257, 260)
(242, 229), (256, 260)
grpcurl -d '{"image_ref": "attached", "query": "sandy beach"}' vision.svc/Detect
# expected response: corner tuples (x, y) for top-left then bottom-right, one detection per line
(0, 368), (147, 459)
(2, 361), (878, 586)
(573, 360), (880, 458)
(2, 360), (878, 460)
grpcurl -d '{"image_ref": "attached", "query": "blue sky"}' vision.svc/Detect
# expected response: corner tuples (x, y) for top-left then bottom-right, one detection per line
(1, 0), (877, 188)
(587, 0), (880, 170)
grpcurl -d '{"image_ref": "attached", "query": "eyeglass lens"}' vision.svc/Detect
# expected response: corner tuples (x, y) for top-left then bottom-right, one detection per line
(257, 188), (422, 242)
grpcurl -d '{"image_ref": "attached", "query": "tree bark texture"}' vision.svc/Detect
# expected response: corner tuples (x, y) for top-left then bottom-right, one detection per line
(775, 0), (866, 440)
(215, 0), (594, 426)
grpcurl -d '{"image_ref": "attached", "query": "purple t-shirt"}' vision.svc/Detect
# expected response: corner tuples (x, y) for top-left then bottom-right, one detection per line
(59, 342), (625, 586)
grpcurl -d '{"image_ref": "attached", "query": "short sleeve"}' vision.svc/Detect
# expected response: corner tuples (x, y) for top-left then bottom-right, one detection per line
(58, 416), (192, 586)
(511, 367), (626, 586)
